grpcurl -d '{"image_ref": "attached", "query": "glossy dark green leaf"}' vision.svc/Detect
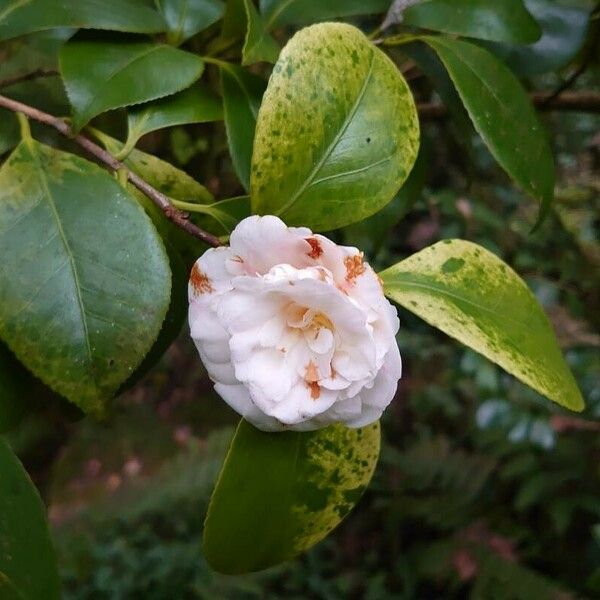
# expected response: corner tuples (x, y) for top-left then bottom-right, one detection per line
(423, 36), (554, 223)
(403, 0), (541, 44)
(380, 239), (584, 412)
(242, 0), (279, 65)
(60, 40), (205, 131)
(260, 0), (391, 27)
(487, 0), (590, 76)
(251, 22), (419, 231)
(0, 139), (171, 415)
(0, 0), (166, 41)
(159, 0), (225, 46)
(220, 64), (267, 191)
(121, 85), (223, 157)
(204, 419), (380, 574)
(0, 437), (61, 599)
(403, 42), (474, 155)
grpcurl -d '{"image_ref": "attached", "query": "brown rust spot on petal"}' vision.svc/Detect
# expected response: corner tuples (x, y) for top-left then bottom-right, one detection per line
(305, 360), (321, 400)
(344, 253), (366, 283)
(308, 381), (321, 400)
(306, 237), (323, 259)
(190, 263), (214, 294)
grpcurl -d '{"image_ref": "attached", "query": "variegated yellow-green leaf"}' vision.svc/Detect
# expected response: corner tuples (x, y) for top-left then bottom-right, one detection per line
(204, 419), (380, 574)
(0, 139), (171, 415)
(380, 239), (584, 412)
(251, 22), (419, 231)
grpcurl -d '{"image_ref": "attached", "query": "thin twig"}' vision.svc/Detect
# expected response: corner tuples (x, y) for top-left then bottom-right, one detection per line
(417, 91), (600, 120)
(0, 68), (59, 89)
(0, 94), (221, 248)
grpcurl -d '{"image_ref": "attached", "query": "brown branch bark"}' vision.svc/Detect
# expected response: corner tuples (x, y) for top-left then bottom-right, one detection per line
(0, 68), (59, 89)
(417, 91), (600, 120)
(0, 94), (222, 248)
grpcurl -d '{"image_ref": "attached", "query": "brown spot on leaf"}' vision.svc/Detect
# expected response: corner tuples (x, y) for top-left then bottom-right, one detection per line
(344, 253), (366, 282)
(190, 263), (214, 294)
(306, 237), (323, 259)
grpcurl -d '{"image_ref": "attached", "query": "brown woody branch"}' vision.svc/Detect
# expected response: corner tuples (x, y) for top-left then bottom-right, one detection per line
(0, 94), (222, 248)
(0, 68), (59, 89)
(418, 91), (600, 120)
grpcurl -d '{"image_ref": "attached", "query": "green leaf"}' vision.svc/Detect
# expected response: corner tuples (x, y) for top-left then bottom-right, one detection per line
(403, 0), (541, 44)
(0, 139), (171, 415)
(204, 419), (380, 574)
(251, 22), (419, 231)
(0, 342), (29, 434)
(221, 0), (246, 40)
(0, 0), (166, 41)
(242, 0), (279, 65)
(92, 129), (236, 260)
(344, 143), (427, 255)
(0, 28), (73, 80)
(121, 85), (223, 158)
(118, 243), (188, 392)
(422, 36), (554, 224)
(60, 40), (205, 131)
(0, 437), (61, 599)
(220, 65), (267, 191)
(0, 110), (19, 156)
(158, 0), (225, 46)
(379, 239), (584, 412)
(260, 0), (391, 28)
(487, 0), (590, 76)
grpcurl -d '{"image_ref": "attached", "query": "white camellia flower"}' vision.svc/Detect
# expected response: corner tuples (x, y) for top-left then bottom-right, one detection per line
(188, 215), (401, 431)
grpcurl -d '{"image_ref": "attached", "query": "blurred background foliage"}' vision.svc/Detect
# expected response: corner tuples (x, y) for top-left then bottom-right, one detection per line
(1, 0), (599, 598)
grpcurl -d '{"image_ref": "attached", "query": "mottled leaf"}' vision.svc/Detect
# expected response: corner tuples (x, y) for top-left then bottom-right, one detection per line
(380, 239), (584, 412)
(251, 22), (419, 231)
(0, 437), (60, 599)
(344, 143), (427, 255)
(0, 139), (171, 415)
(204, 419), (380, 574)
(159, 0), (225, 46)
(403, 0), (541, 44)
(0, 0), (165, 41)
(242, 0), (279, 65)
(221, 64), (267, 191)
(260, 0), (391, 27)
(423, 36), (554, 223)
(60, 40), (204, 131)
(121, 85), (223, 158)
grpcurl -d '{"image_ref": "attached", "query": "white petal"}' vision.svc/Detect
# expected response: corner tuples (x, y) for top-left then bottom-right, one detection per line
(214, 383), (284, 431)
(229, 215), (314, 274)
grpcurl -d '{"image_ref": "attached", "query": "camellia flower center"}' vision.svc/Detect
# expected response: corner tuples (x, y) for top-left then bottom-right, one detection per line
(284, 304), (336, 400)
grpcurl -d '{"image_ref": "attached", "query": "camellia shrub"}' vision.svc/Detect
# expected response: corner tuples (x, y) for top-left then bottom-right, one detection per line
(0, 0), (596, 593)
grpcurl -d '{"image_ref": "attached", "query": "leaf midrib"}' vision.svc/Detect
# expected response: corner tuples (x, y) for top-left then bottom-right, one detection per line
(386, 276), (537, 333)
(25, 141), (95, 378)
(274, 49), (376, 216)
